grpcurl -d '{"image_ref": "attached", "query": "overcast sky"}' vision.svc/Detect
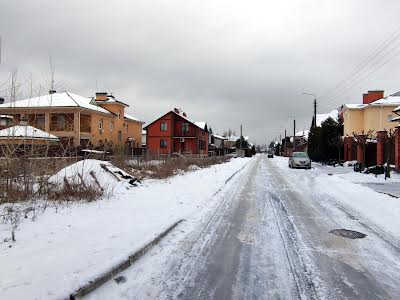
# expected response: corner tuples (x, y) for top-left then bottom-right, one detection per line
(1, 0), (400, 143)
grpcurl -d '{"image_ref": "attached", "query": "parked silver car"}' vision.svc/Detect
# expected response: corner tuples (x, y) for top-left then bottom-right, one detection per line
(289, 152), (311, 169)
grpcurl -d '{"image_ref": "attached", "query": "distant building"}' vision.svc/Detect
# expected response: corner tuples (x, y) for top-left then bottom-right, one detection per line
(209, 133), (227, 156)
(144, 108), (209, 157)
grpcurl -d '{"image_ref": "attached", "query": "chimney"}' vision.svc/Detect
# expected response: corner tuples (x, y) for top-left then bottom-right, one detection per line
(363, 90), (384, 104)
(95, 92), (108, 101)
(174, 108), (180, 114)
(0, 97), (4, 104)
(183, 112), (187, 117)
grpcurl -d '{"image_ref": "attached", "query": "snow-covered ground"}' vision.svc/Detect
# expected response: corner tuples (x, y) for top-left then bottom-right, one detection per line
(276, 157), (400, 238)
(84, 154), (400, 299)
(0, 157), (252, 300)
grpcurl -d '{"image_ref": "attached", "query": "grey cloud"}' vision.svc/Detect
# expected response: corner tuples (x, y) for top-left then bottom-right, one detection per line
(1, 0), (400, 143)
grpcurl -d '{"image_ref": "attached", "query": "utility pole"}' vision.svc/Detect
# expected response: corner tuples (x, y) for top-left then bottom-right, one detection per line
(284, 129), (287, 156)
(313, 98), (317, 128)
(302, 93), (317, 128)
(293, 119), (296, 152)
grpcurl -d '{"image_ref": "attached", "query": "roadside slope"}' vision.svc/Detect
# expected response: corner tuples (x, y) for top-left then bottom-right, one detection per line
(0, 157), (251, 300)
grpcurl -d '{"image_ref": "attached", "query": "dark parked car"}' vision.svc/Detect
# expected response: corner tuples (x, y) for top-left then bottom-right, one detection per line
(267, 151), (274, 158)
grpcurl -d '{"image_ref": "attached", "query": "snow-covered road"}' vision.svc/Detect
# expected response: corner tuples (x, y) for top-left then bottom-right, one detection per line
(87, 155), (400, 299)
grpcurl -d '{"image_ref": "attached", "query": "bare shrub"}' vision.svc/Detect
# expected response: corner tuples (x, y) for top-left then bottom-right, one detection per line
(114, 156), (231, 180)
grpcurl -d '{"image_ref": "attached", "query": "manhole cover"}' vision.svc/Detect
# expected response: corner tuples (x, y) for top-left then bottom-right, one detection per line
(114, 276), (127, 284)
(329, 229), (366, 239)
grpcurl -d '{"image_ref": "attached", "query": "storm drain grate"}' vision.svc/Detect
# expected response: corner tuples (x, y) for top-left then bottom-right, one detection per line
(329, 229), (367, 239)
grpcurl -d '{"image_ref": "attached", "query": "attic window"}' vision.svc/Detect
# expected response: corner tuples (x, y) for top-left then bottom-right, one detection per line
(117, 113), (121, 120)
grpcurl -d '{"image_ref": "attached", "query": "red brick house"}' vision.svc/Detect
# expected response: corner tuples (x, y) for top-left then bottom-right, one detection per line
(144, 109), (209, 156)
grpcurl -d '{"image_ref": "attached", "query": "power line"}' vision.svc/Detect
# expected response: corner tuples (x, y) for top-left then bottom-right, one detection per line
(320, 25), (400, 102)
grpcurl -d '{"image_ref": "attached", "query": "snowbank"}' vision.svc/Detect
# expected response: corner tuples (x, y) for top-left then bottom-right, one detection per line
(49, 159), (139, 191)
(0, 157), (251, 300)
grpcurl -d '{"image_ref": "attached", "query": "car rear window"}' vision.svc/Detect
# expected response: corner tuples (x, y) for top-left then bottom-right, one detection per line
(293, 152), (308, 158)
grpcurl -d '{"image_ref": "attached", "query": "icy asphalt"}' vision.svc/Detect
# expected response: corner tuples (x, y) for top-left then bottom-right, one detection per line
(86, 155), (400, 300)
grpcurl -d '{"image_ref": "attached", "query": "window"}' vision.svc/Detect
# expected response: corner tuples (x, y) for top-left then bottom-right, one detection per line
(99, 119), (103, 131)
(124, 123), (128, 133)
(29, 114), (45, 130)
(118, 130), (122, 142)
(182, 122), (189, 133)
(117, 112), (121, 120)
(109, 121), (114, 132)
(160, 122), (167, 131)
(160, 139), (167, 148)
(50, 113), (74, 131)
(387, 115), (393, 121)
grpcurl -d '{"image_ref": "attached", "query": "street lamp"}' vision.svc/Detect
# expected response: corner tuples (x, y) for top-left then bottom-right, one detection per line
(302, 92), (317, 128)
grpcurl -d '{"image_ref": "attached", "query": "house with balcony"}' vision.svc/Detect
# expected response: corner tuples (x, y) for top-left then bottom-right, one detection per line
(209, 133), (227, 156)
(0, 91), (143, 153)
(144, 108), (209, 157)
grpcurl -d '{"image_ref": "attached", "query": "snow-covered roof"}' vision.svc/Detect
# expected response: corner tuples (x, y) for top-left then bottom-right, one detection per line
(345, 91), (400, 111)
(0, 115), (13, 119)
(213, 134), (226, 140)
(225, 135), (249, 142)
(296, 130), (309, 140)
(144, 110), (208, 131)
(316, 109), (338, 126)
(0, 125), (59, 141)
(370, 92), (400, 106)
(343, 104), (367, 109)
(124, 113), (143, 123)
(0, 91), (112, 115)
(390, 116), (400, 122)
(194, 121), (206, 130)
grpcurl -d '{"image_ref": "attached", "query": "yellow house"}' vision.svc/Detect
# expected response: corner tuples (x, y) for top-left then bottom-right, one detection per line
(0, 91), (143, 152)
(342, 91), (400, 137)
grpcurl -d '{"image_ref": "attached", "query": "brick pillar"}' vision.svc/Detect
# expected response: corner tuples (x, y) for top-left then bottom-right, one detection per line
(357, 136), (365, 165)
(376, 130), (387, 165)
(357, 144), (363, 164)
(395, 128), (400, 170)
(344, 137), (353, 161)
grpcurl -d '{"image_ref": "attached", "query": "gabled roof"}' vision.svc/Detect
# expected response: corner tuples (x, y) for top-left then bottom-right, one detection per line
(0, 125), (59, 141)
(0, 91), (112, 115)
(144, 110), (208, 131)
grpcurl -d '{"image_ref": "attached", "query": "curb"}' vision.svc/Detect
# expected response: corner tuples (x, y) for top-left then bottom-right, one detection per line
(68, 219), (184, 300)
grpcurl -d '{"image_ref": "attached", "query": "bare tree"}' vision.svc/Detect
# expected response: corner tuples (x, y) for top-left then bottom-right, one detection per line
(352, 130), (374, 170)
